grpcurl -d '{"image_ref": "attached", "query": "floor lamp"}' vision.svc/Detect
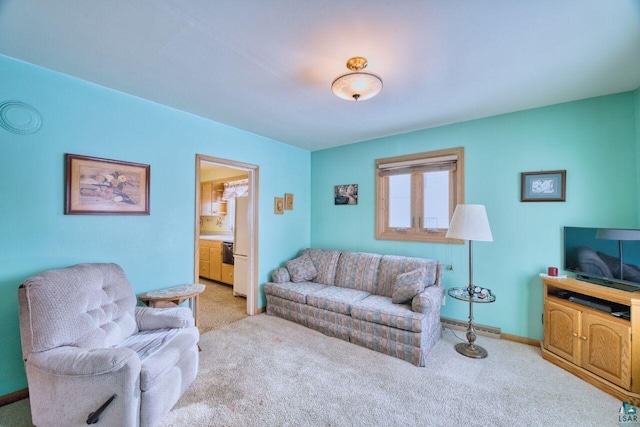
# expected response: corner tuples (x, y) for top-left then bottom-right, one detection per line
(446, 204), (493, 359)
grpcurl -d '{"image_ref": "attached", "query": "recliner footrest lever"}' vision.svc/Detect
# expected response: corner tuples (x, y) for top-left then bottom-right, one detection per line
(86, 394), (117, 424)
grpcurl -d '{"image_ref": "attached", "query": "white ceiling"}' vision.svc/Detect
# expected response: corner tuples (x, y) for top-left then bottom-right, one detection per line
(1, 1), (639, 151)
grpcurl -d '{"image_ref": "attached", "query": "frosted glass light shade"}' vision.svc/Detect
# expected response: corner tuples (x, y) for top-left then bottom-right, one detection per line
(331, 72), (383, 101)
(446, 204), (493, 241)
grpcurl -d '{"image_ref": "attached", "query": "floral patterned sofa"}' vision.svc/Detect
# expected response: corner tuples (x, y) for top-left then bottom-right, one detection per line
(264, 248), (444, 366)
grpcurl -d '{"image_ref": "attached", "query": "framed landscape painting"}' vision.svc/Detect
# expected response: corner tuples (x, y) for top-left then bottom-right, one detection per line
(521, 170), (566, 202)
(65, 154), (150, 215)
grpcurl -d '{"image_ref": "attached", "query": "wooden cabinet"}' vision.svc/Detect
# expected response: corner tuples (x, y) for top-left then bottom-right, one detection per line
(200, 181), (227, 216)
(210, 245), (222, 281)
(582, 312), (631, 389)
(201, 182), (213, 216)
(199, 246), (211, 278)
(542, 277), (639, 404)
(199, 240), (222, 282)
(544, 299), (580, 364)
(221, 263), (234, 285)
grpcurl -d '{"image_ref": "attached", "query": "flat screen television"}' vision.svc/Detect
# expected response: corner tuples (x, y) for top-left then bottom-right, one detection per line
(564, 226), (640, 292)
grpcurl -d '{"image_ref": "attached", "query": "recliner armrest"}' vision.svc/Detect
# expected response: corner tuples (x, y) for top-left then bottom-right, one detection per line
(135, 306), (194, 331)
(25, 346), (142, 427)
(28, 346), (140, 376)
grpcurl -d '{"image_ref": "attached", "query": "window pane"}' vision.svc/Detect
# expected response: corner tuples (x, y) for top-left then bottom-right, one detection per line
(423, 171), (450, 229)
(389, 174), (411, 228)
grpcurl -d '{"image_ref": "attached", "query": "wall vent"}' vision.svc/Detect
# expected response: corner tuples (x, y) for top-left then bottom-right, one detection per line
(440, 316), (501, 338)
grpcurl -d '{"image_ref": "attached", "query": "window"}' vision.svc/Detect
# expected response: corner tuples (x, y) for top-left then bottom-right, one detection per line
(375, 147), (464, 243)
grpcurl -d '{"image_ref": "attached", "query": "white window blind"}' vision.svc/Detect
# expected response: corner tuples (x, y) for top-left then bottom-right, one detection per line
(377, 154), (457, 177)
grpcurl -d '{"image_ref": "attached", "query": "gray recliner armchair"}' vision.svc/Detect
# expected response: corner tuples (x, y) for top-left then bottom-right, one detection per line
(18, 263), (199, 427)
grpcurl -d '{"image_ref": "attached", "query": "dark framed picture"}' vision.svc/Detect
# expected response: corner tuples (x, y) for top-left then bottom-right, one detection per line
(335, 184), (358, 205)
(521, 170), (566, 202)
(65, 154), (150, 215)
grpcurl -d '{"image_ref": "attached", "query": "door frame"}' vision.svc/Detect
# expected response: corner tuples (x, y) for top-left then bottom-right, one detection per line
(195, 154), (259, 315)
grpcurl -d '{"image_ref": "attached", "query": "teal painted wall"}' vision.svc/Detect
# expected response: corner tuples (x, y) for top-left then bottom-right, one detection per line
(0, 55), (311, 395)
(636, 89), (640, 224)
(311, 92), (638, 340)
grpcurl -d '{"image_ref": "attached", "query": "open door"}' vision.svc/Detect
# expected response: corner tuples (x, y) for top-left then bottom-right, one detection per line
(195, 154), (259, 315)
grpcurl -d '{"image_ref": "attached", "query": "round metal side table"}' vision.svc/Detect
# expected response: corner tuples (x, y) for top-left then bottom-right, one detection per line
(448, 287), (496, 358)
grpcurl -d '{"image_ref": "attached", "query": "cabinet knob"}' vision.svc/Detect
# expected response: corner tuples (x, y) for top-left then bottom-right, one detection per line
(572, 333), (578, 337)
(581, 336), (587, 340)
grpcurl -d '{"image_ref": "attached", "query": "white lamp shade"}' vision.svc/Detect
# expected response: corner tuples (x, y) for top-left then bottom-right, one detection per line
(596, 228), (640, 241)
(446, 204), (493, 241)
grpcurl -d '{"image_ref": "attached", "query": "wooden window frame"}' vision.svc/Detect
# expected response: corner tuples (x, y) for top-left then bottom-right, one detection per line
(375, 147), (464, 243)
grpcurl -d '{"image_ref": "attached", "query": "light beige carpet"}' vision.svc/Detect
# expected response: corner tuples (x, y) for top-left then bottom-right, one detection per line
(197, 279), (249, 334)
(1, 314), (621, 427)
(160, 315), (619, 427)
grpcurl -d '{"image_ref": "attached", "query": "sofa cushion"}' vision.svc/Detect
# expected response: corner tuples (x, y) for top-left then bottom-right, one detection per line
(271, 267), (291, 283)
(351, 295), (426, 333)
(376, 255), (441, 297)
(306, 286), (370, 315)
(302, 248), (342, 286)
(264, 281), (328, 304)
(391, 268), (427, 304)
(334, 252), (382, 293)
(118, 328), (179, 360)
(286, 253), (319, 282)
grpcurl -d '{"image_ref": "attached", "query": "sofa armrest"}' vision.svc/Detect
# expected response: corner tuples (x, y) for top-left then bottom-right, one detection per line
(28, 346), (140, 376)
(411, 285), (444, 314)
(271, 267), (291, 283)
(135, 306), (194, 331)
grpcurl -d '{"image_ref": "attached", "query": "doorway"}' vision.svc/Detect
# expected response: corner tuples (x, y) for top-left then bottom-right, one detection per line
(194, 154), (259, 318)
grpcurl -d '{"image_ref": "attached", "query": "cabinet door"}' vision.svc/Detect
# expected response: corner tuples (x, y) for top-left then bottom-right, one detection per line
(201, 183), (213, 216)
(210, 247), (222, 281)
(199, 246), (210, 261)
(211, 202), (225, 215)
(544, 300), (581, 365)
(581, 312), (631, 389)
(221, 263), (234, 285)
(199, 261), (210, 278)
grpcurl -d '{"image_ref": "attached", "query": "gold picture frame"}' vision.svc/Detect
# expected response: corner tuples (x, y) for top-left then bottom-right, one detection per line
(274, 197), (284, 214)
(65, 153), (150, 215)
(285, 193), (294, 210)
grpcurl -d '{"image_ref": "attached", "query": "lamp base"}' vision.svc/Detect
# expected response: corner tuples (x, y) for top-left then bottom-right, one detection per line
(454, 342), (488, 359)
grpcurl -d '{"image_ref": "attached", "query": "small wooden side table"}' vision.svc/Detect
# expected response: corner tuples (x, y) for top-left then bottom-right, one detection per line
(138, 283), (206, 326)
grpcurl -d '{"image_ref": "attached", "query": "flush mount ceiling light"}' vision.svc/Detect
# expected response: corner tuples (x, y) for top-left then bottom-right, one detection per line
(331, 57), (383, 101)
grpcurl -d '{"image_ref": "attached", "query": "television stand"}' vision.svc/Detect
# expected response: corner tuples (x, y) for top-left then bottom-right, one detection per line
(541, 276), (640, 405)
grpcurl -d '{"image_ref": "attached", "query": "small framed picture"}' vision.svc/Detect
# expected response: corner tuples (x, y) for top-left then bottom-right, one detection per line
(284, 193), (294, 210)
(274, 197), (284, 214)
(65, 154), (150, 215)
(521, 170), (566, 202)
(335, 184), (358, 205)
